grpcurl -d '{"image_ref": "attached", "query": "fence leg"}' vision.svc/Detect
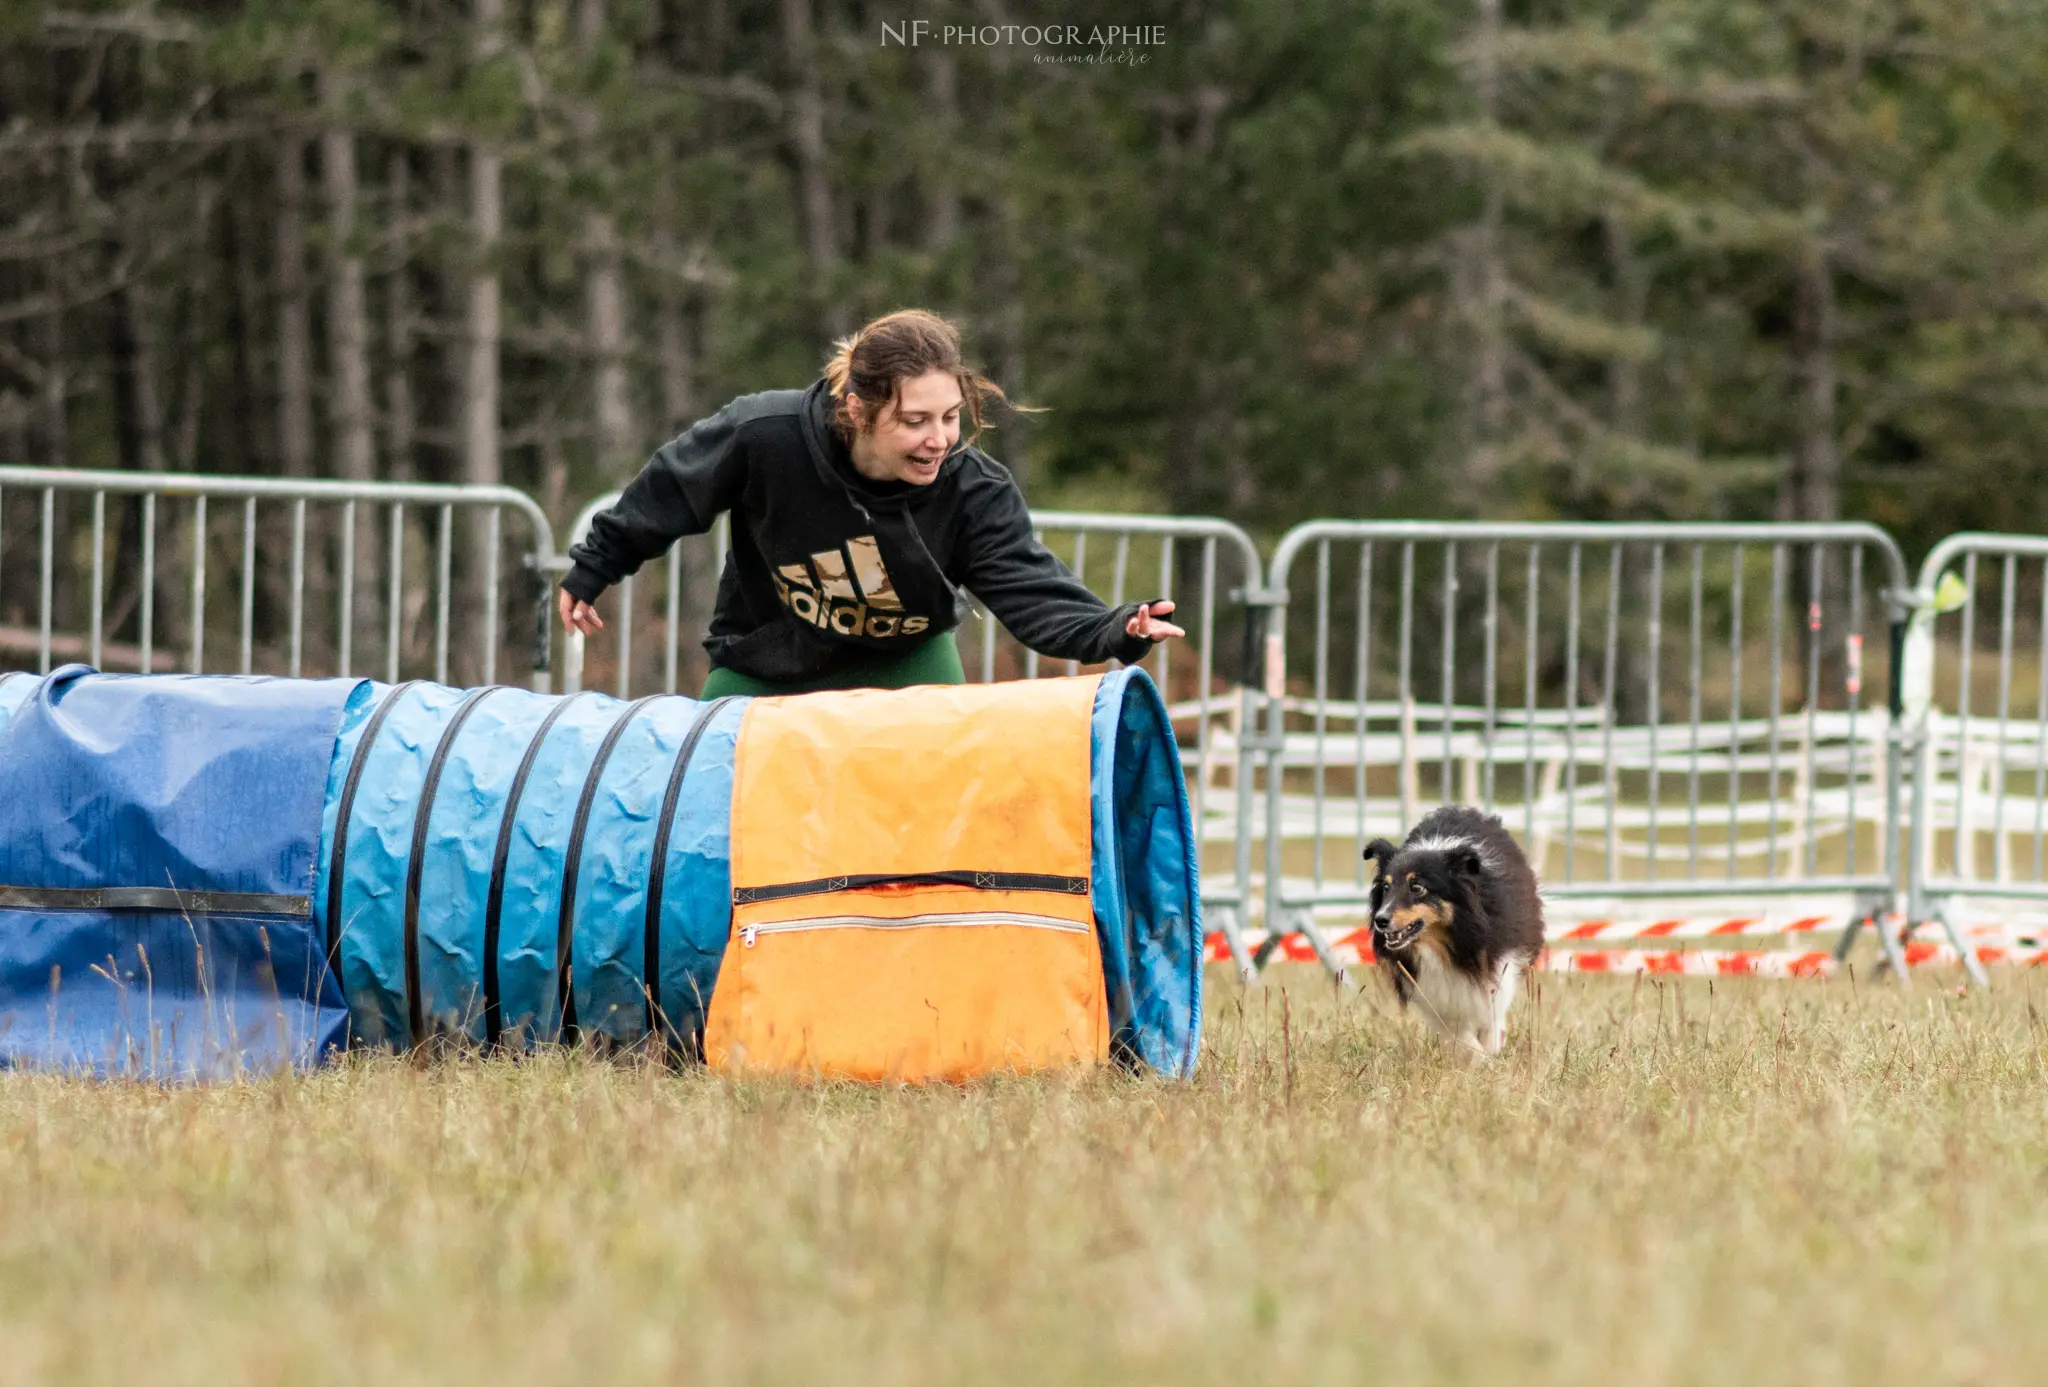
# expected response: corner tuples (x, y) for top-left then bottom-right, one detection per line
(1832, 893), (1907, 980)
(1286, 909), (1351, 983)
(1229, 686), (1261, 987)
(1210, 903), (1257, 986)
(524, 553), (559, 693)
(1877, 907), (1908, 980)
(1934, 903), (1991, 988)
(1247, 584), (1292, 982)
(1829, 912), (1862, 964)
(1885, 594), (1925, 986)
(1256, 908), (1349, 985)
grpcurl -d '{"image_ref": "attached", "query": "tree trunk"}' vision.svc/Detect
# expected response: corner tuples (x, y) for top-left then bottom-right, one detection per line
(584, 215), (635, 476)
(781, 0), (849, 341)
(163, 189), (212, 656)
(220, 162), (274, 666)
(429, 140), (466, 474)
(40, 283), (68, 471)
(39, 300), (71, 634)
(109, 263), (166, 476)
(1786, 243), (1847, 702)
(384, 149), (417, 481)
(171, 188), (210, 474)
(654, 299), (697, 437)
(323, 107), (379, 663)
(654, 152), (712, 692)
(222, 158), (266, 476)
(1604, 214), (1644, 440)
(0, 394), (21, 468)
(652, 150), (700, 438)
(461, 0), (507, 682)
(1469, 0), (1507, 484)
(322, 114), (375, 483)
(986, 198), (1030, 492)
(925, 50), (960, 255)
(463, 112), (502, 482)
(267, 132), (318, 660)
(1785, 245), (1839, 524)
(275, 134), (315, 478)
(107, 225), (167, 651)
(700, 0), (732, 143)
(579, 0), (638, 480)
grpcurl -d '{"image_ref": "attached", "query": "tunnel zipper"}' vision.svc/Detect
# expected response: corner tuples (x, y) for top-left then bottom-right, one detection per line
(740, 911), (1088, 948)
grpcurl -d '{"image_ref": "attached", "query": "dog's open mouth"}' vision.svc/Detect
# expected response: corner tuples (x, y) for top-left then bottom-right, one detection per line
(1376, 920), (1423, 952)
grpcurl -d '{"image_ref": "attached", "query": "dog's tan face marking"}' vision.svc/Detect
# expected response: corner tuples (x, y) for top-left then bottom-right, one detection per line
(1377, 870), (1455, 952)
(1387, 902), (1449, 935)
(1386, 901), (1452, 947)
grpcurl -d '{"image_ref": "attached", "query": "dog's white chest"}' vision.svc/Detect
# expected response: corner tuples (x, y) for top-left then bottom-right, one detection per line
(1406, 948), (1523, 1056)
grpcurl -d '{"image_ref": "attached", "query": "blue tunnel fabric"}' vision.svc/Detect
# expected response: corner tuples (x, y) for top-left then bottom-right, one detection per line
(0, 671), (34, 736)
(0, 666), (1201, 1078)
(1090, 668), (1205, 1078)
(318, 684), (746, 1051)
(0, 666), (355, 1078)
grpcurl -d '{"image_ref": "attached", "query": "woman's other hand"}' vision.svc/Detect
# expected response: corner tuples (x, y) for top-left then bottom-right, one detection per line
(559, 588), (605, 636)
(1125, 599), (1185, 644)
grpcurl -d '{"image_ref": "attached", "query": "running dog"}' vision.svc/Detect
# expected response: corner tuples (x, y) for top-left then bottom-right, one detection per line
(1363, 806), (1544, 1058)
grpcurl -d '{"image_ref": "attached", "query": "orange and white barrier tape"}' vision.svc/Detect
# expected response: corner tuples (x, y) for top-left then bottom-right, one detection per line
(1547, 914), (1834, 943)
(1537, 948), (1838, 978)
(1204, 911), (2048, 975)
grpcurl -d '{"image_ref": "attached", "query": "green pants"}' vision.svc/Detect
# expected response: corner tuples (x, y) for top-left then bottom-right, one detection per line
(699, 630), (967, 698)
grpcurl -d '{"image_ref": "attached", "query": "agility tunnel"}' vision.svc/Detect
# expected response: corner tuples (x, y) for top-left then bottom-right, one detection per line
(0, 665), (1200, 1082)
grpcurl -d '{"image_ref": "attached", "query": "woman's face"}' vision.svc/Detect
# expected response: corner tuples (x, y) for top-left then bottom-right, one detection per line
(850, 370), (962, 485)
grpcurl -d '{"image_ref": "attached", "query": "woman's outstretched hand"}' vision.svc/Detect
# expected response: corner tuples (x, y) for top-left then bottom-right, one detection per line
(558, 588), (604, 636)
(1125, 599), (1185, 644)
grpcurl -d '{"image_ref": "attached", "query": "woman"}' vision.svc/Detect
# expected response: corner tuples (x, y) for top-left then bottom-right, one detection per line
(558, 308), (1183, 697)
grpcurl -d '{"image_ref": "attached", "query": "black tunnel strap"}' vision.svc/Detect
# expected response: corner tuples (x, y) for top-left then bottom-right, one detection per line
(555, 695), (666, 1041)
(0, 885), (310, 916)
(402, 685), (504, 1047)
(326, 681), (422, 975)
(642, 695), (740, 1049)
(482, 690), (588, 1048)
(731, 870), (1092, 906)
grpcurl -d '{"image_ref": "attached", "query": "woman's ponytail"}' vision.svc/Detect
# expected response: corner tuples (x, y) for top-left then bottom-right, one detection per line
(823, 329), (861, 400)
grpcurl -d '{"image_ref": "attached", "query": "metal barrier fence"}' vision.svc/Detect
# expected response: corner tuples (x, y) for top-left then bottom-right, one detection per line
(0, 468), (558, 689)
(557, 493), (1268, 962)
(15, 464), (2048, 986)
(1244, 521), (1918, 978)
(1900, 533), (2048, 983)
(556, 492), (727, 699)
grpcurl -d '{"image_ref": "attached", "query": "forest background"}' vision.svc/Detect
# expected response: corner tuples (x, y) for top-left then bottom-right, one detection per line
(6, 0), (2048, 578)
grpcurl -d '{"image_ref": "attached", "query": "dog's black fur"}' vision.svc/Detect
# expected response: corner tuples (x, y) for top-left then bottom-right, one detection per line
(1363, 806), (1544, 1054)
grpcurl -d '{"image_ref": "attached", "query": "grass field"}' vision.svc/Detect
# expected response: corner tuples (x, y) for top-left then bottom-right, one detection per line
(3, 965), (2045, 1387)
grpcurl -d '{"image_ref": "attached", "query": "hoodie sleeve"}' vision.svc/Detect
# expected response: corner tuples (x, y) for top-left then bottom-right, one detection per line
(957, 467), (1154, 667)
(561, 402), (750, 603)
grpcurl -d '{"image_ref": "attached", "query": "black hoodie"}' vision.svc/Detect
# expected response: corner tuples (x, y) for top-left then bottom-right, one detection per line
(561, 378), (1157, 683)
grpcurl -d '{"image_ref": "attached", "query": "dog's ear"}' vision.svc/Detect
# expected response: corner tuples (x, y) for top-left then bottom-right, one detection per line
(1448, 844), (1485, 879)
(1363, 838), (1399, 872)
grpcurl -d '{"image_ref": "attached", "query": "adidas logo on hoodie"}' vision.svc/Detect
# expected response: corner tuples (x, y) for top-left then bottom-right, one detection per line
(772, 535), (933, 639)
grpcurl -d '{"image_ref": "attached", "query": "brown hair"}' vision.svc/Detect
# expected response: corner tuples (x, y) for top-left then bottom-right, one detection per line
(822, 308), (1035, 446)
